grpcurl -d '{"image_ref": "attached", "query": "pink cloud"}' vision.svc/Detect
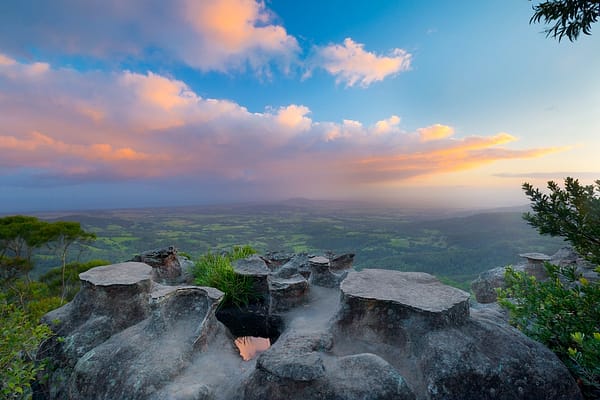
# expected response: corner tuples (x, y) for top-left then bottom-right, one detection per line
(313, 38), (412, 87)
(0, 0), (298, 74)
(183, 0), (300, 72)
(0, 55), (565, 194)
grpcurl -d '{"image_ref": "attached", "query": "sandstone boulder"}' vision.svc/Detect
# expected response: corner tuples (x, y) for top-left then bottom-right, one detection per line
(38, 257), (581, 400)
(132, 246), (191, 284)
(233, 255), (271, 296)
(268, 274), (309, 313)
(37, 262), (224, 400)
(308, 256), (347, 288)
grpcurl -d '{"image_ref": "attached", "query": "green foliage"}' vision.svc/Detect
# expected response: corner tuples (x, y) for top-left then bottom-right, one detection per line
(523, 178), (600, 264)
(192, 245), (257, 308)
(530, 0), (600, 41)
(39, 260), (109, 302)
(0, 294), (52, 399)
(0, 216), (100, 398)
(0, 216), (97, 303)
(498, 263), (600, 397)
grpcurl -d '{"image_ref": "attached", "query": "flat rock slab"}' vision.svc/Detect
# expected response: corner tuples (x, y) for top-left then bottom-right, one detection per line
(234, 255), (270, 276)
(79, 262), (152, 286)
(341, 269), (470, 314)
(519, 252), (551, 262)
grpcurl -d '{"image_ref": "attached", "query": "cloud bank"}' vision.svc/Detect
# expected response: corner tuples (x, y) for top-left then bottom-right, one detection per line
(0, 55), (563, 199)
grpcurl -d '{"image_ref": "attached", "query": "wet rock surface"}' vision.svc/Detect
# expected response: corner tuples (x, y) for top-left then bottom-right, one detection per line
(38, 252), (582, 400)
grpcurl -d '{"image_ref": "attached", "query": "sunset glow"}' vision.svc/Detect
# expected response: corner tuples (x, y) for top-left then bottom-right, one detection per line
(0, 1), (598, 212)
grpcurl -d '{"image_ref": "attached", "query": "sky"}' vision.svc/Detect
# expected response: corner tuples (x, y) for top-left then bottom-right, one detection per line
(0, 0), (599, 212)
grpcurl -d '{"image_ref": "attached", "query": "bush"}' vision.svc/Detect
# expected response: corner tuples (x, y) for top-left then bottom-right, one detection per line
(498, 263), (600, 397)
(0, 295), (52, 399)
(522, 178), (600, 264)
(192, 245), (257, 308)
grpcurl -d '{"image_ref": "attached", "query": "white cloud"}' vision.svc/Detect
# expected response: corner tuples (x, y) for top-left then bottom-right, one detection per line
(275, 105), (312, 131)
(313, 38), (412, 87)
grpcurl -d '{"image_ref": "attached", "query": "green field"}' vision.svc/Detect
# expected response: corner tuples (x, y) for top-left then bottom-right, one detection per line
(30, 200), (564, 289)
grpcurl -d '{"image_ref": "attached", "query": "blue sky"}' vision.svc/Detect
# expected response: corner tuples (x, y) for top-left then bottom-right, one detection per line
(0, 0), (599, 212)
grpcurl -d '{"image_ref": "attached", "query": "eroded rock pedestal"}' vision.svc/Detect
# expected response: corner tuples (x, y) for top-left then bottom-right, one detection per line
(36, 262), (225, 400)
(37, 259), (581, 400)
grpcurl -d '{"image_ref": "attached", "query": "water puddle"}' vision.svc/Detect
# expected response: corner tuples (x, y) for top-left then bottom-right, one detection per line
(234, 336), (271, 361)
(216, 306), (283, 361)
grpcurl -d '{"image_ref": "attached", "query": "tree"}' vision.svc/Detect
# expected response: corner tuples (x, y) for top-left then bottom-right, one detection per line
(522, 177), (600, 264)
(43, 222), (96, 301)
(530, 0), (600, 41)
(0, 216), (53, 282)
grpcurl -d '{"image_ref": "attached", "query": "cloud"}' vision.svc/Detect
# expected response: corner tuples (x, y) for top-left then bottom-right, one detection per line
(275, 105), (312, 131)
(373, 115), (401, 135)
(0, 0), (299, 74)
(418, 124), (454, 141)
(0, 55), (564, 197)
(183, 0), (300, 72)
(312, 38), (412, 87)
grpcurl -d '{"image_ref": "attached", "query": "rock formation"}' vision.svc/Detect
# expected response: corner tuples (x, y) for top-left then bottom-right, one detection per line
(471, 246), (600, 303)
(131, 246), (194, 284)
(36, 251), (582, 400)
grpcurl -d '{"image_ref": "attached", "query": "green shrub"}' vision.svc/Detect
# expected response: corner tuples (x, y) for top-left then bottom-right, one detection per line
(498, 263), (600, 397)
(522, 178), (600, 265)
(0, 294), (52, 399)
(192, 246), (257, 308)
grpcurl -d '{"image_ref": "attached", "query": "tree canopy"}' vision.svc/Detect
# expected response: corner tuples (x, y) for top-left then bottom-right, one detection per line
(522, 177), (600, 264)
(530, 0), (600, 41)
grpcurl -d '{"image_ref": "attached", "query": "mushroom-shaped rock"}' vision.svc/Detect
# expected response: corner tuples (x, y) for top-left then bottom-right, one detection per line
(39, 262), (155, 398)
(39, 262), (226, 399)
(79, 261), (153, 286)
(519, 252), (552, 264)
(268, 274), (309, 313)
(308, 256), (347, 288)
(519, 252), (552, 280)
(335, 270), (470, 346)
(234, 255), (271, 296)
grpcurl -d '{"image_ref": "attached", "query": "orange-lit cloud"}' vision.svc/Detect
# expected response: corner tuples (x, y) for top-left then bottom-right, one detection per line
(183, 0), (299, 71)
(0, 0), (298, 75)
(120, 71), (198, 111)
(0, 131), (168, 178)
(313, 38), (412, 87)
(418, 124), (454, 142)
(374, 115), (401, 135)
(0, 55), (567, 194)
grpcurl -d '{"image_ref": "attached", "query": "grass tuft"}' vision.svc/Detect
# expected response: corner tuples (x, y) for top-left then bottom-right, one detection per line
(192, 245), (257, 308)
